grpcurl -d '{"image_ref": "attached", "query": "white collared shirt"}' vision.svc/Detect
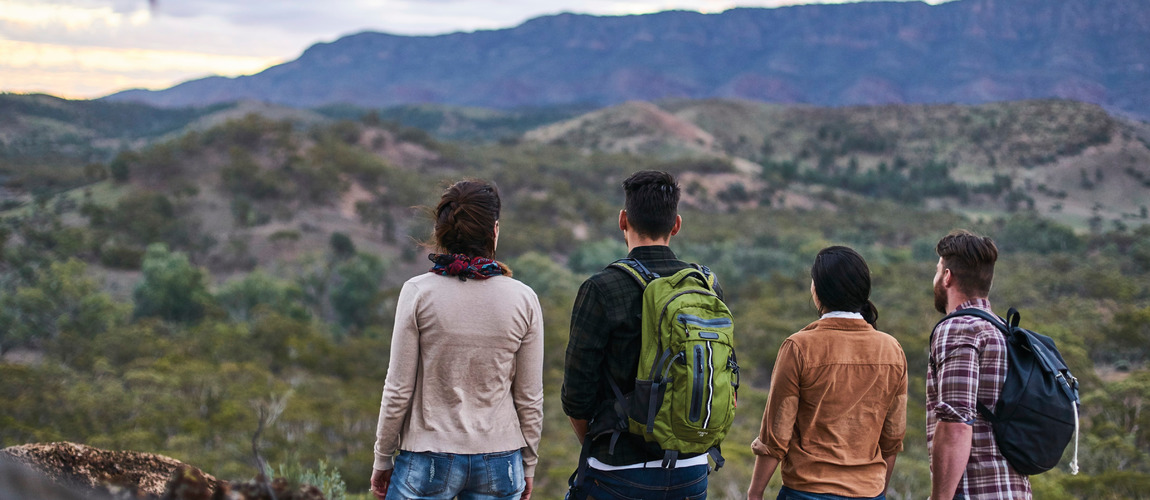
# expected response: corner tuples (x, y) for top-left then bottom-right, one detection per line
(820, 311), (864, 320)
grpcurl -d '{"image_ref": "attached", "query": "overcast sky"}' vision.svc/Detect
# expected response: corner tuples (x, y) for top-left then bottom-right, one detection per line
(0, 0), (948, 99)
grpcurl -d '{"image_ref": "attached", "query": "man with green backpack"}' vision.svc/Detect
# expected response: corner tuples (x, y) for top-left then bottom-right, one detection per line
(563, 170), (738, 499)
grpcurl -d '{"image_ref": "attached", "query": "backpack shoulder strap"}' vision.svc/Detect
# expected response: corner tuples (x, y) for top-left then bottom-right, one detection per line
(688, 263), (717, 291)
(933, 308), (1013, 422)
(931, 307), (1008, 344)
(609, 258), (659, 288)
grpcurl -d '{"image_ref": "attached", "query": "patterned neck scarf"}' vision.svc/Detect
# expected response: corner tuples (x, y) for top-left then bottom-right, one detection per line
(428, 253), (510, 281)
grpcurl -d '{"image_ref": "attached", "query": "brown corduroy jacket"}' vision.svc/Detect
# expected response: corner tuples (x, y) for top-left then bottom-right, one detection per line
(752, 316), (907, 498)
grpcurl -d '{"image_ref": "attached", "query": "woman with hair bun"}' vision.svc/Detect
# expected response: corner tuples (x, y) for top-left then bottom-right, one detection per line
(748, 246), (908, 500)
(370, 180), (543, 500)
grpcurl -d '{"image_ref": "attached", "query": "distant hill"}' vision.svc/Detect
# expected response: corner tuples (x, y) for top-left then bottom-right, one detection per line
(525, 98), (1150, 228)
(314, 102), (594, 142)
(524, 101), (723, 157)
(0, 94), (328, 194)
(104, 0), (1150, 118)
(0, 94), (223, 142)
(0, 95), (325, 162)
(6, 93), (1149, 236)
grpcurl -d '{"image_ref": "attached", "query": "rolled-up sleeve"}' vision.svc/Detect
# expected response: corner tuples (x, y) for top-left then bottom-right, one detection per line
(373, 282), (422, 471)
(562, 279), (609, 420)
(513, 293), (545, 477)
(754, 339), (803, 459)
(931, 321), (981, 424)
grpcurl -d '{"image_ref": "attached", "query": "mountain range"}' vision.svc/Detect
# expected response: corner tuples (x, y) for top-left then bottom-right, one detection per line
(105, 0), (1150, 118)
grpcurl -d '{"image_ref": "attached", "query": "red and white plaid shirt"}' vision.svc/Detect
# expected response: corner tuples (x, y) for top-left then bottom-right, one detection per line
(926, 298), (1031, 499)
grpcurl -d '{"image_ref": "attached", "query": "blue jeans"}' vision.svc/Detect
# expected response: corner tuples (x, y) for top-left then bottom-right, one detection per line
(777, 486), (885, 500)
(387, 450), (524, 500)
(566, 464), (708, 500)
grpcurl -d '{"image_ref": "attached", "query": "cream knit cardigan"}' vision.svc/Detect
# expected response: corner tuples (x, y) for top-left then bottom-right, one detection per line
(373, 272), (545, 477)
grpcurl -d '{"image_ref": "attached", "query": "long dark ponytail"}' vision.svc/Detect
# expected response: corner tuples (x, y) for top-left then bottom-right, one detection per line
(811, 246), (879, 327)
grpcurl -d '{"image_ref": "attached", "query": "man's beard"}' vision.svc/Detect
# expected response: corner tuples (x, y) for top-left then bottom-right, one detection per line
(934, 278), (947, 314)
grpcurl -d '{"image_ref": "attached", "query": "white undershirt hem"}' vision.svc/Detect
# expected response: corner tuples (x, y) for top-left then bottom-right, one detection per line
(587, 454), (710, 471)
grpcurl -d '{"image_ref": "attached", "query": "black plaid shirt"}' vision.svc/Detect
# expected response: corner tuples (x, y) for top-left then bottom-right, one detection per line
(562, 245), (723, 465)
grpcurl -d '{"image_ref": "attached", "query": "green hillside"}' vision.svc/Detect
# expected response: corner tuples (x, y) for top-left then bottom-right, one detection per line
(528, 98), (1150, 233)
(1, 96), (1149, 499)
(0, 94), (320, 199)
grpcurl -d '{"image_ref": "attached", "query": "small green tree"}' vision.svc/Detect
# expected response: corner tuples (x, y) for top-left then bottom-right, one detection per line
(511, 251), (583, 299)
(109, 150), (137, 183)
(567, 239), (627, 275)
(93, 191), (179, 245)
(330, 253), (386, 331)
(215, 271), (309, 322)
(0, 259), (127, 352)
(994, 214), (1082, 254)
(132, 244), (213, 322)
(329, 232), (356, 260)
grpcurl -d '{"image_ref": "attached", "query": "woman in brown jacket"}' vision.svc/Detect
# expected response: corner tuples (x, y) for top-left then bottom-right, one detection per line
(747, 246), (907, 500)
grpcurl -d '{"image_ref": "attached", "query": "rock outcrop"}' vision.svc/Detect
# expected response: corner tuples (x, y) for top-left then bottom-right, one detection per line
(0, 442), (328, 500)
(2, 442), (214, 497)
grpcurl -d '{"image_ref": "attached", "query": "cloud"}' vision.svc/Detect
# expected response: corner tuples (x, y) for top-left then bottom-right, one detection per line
(1, 39), (278, 75)
(0, 38), (280, 97)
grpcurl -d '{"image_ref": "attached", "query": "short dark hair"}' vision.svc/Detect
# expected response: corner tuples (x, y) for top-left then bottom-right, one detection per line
(622, 170), (680, 239)
(936, 229), (998, 297)
(433, 180), (501, 258)
(811, 246), (879, 326)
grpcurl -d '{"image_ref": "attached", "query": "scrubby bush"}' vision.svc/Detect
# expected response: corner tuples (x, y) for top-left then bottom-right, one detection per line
(220, 147), (281, 199)
(0, 259), (126, 351)
(567, 238), (627, 275)
(99, 244), (144, 270)
(109, 150), (137, 183)
(215, 271), (309, 323)
(132, 244), (214, 323)
(992, 214), (1083, 254)
(329, 232), (356, 260)
(276, 460), (347, 500)
(330, 253), (387, 332)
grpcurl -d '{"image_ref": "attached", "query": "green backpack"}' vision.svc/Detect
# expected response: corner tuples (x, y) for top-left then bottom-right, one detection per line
(610, 258), (739, 468)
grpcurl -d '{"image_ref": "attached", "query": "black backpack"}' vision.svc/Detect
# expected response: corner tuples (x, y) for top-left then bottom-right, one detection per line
(934, 307), (1080, 475)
